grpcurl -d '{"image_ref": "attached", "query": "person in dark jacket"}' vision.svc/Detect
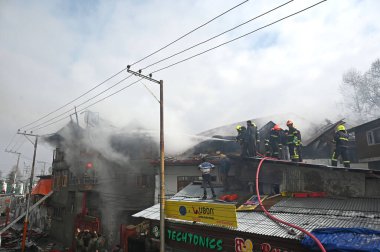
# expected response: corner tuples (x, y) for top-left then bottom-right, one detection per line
(331, 125), (350, 168)
(236, 125), (249, 158)
(199, 158), (216, 199)
(269, 124), (283, 158)
(286, 120), (302, 162)
(218, 152), (230, 192)
(246, 120), (258, 157)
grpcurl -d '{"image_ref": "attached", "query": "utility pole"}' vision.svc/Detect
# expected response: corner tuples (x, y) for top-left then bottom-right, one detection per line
(127, 66), (165, 252)
(17, 131), (38, 252)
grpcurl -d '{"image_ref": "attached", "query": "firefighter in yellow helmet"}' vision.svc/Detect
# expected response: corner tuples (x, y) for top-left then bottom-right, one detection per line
(331, 125), (350, 168)
(286, 120), (302, 162)
(236, 125), (249, 157)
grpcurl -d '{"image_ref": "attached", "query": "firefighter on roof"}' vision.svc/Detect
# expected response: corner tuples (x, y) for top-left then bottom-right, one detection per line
(269, 124), (283, 159)
(246, 120), (259, 157)
(286, 120), (302, 162)
(236, 125), (249, 158)
(332, 125), (350, 168)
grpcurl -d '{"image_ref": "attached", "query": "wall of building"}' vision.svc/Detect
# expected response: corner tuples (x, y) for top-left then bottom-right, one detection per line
(355, 130), (380, 161)
(147, 220), (308, 252)
(231, 159), (378, 198)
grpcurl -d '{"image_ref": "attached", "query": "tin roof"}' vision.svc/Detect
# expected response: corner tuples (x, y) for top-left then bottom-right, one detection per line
(270, 197), (380, 218)
(133, 185), (380, 239)
(133, 204), (380, 240)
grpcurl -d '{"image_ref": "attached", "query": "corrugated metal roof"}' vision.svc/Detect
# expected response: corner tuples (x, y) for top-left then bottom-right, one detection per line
(270, 198), (380, 218)
(133, 204), (380, 240)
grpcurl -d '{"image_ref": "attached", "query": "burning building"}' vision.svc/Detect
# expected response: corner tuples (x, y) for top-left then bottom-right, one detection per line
(44, 121), (158, 249)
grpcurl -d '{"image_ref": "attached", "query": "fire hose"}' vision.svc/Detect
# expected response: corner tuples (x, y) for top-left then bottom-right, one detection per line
(255, 156), (326, 252)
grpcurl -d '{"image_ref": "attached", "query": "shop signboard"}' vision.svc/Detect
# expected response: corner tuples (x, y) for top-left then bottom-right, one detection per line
(165, 200), (237, 228)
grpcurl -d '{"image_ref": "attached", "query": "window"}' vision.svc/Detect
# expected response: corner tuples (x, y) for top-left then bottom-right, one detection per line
(137, 175), (153, 188)
(367, 127), (380, 145)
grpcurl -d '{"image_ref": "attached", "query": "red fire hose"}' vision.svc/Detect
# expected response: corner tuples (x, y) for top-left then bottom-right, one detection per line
(255, 157), (326, 252)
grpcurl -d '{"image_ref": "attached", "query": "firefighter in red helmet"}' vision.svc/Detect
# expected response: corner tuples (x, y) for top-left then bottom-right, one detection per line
(286, 120), (302, 162)
(269, 124), (283, 158)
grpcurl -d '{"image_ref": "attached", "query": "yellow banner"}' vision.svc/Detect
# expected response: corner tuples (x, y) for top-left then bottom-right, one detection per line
(165, 200), (237, 228)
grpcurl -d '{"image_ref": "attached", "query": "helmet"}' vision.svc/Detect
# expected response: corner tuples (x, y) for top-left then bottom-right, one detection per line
(337, 125), (346, 131)
(273, 124), (281, 131)
(236, 125), (242, 130)
(286, 120), (293, 126)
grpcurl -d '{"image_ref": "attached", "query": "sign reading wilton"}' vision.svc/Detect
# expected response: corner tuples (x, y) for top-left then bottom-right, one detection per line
(165, 200), (237, 228)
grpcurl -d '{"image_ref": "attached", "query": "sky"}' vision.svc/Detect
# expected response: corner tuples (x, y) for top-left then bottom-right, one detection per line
(1, 0), (380, 177)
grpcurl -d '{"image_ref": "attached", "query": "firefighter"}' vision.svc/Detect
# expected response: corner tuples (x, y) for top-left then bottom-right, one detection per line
(269, 124), (283, 158)
(281, 129), (289, 160)
(198, 157), (216, 199)
(286, 120), (302, 162)
(236, 125), (249, 158)
(264, 139), (271, 157)
(332, 125), (350, 168)
(246, 120), (258, 157)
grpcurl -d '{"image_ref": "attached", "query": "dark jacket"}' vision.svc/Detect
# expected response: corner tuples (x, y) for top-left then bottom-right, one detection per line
(247, 123), (258, 141)
(334, 130), (349, 148)
(287, 127), (301, 145)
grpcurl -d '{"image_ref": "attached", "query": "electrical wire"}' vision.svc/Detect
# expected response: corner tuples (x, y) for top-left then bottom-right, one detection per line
(5, 134), (17, 151)
(141, 0), (294, 71)
(151, 0), (328, 74)
(32, 77), (143, 131)
(18, 1), (248, 132)
(129, 0), (249, 67)
(18, 68), (129, 131)
(17, 1), (325, 133)
(26, 74), (134, 131)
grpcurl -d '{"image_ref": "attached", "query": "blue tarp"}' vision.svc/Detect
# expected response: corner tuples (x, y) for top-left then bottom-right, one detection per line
(301, 228), (380, 252)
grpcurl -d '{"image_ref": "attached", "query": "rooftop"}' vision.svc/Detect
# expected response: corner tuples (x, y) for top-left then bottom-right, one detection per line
(133, 183), (380, 240)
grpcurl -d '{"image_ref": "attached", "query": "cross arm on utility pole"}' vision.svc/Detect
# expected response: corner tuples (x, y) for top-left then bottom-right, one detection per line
(126, 65), (161, 85)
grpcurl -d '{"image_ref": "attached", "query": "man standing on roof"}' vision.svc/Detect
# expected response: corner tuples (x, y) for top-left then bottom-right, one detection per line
(246, 120), (259, 157)
(217, 152), (230, 192)
(199, 157), (216, 200)
(331, 125), (350, 168)
(236, 125), (249, 157)
(269, 124), (283, 159)
(286, 120), (302, 162)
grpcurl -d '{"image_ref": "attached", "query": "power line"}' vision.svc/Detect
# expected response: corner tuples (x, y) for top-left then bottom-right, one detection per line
(5, 134), (17, 151)
(141, 0), (294, 71)
(26, 74), (134, 131)
(33, 78), (143, 131)
(18, 1), (248, 132)
(130, 0), (249, 67)
(17, 0), (326, 133)
(151, 0), (328, 74)
(19, 68), (129, 130)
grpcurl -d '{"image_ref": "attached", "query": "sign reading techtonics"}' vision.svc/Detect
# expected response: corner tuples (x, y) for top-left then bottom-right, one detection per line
(165, 200), (237, 228)
(167, 228), (223, 251)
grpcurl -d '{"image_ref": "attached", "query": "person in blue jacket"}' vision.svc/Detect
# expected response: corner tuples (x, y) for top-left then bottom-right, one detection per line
(198, 157), (216, 200)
